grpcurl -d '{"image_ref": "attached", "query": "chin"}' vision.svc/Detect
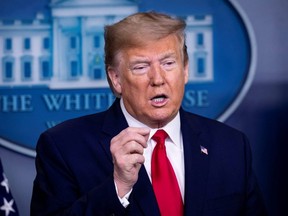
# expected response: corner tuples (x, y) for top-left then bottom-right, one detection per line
(150, 116), (171, 127)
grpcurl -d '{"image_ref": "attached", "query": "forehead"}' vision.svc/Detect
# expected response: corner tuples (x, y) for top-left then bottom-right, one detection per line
(120, 35), (181, 61)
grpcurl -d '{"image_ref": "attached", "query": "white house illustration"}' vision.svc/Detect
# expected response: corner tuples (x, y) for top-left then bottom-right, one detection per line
(0, 0), (213, 89)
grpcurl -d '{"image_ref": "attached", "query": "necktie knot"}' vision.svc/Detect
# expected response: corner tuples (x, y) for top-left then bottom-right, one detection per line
(152, 129), (168, 148)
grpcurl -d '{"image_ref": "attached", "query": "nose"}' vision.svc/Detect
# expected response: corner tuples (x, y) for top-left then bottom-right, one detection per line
(149, 64), (165, 86)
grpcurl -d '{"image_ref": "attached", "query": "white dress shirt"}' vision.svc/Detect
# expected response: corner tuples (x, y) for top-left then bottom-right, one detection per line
(119, 99), (185, 201)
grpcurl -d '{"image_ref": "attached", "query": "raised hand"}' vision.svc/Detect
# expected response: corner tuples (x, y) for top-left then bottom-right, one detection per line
(110, 127), (150, 197)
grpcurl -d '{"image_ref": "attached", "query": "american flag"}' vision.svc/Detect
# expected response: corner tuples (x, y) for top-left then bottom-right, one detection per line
(0, 159), (19, 216)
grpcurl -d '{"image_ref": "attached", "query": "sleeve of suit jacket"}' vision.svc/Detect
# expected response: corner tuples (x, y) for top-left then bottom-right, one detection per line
(30, 128), (127, 216)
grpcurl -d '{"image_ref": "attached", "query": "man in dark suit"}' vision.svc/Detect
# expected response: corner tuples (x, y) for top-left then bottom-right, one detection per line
(31, 12), (266, 215)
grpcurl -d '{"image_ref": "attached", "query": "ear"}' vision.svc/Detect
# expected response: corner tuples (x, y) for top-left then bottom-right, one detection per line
(107, 66), (122, 95)
(184, 62), (189, 84)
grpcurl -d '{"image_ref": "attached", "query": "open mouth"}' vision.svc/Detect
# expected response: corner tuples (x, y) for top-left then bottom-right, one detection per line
(151, 94), (168, 104)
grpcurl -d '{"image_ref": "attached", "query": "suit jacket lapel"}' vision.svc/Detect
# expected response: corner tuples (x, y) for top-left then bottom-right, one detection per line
(130, 166), (160, 216)
(180, 109), (210, 216)
(100, 98), (129, 161)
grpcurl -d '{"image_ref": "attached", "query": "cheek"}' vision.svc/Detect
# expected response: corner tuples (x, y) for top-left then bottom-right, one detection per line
(170, 79), (186, 101)
(170, 74), (186, 88)
(121, 79), (145, 100)
(125, 76), (150, 91)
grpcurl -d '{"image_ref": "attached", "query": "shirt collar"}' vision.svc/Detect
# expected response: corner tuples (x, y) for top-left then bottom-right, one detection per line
(120, 98), (181, 147)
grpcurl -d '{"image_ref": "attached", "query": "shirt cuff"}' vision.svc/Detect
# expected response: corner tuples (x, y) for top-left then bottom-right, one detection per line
(114, 181), (132, 208)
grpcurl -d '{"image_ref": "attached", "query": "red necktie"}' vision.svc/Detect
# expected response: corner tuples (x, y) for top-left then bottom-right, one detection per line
(151, 129), (183, 216)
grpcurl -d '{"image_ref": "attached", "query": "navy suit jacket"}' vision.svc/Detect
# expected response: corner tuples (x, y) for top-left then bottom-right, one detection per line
(31, 99), (266, 216)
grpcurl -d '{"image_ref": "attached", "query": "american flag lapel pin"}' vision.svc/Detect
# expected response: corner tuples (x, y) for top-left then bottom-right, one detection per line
(200, 145), (208, 155)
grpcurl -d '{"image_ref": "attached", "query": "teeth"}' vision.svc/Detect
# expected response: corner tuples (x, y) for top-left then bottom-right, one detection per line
(153, 97), (165, 103)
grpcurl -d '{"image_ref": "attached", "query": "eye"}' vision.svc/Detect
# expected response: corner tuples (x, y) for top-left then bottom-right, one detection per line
(162, 59), (176, 71)
(131, 64), (149, 75)
(165, 60), (175, 66)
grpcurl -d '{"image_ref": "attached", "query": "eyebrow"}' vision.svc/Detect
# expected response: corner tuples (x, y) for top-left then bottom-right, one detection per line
(159, 51), (177, 59)
(129, 51), (177, 65)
